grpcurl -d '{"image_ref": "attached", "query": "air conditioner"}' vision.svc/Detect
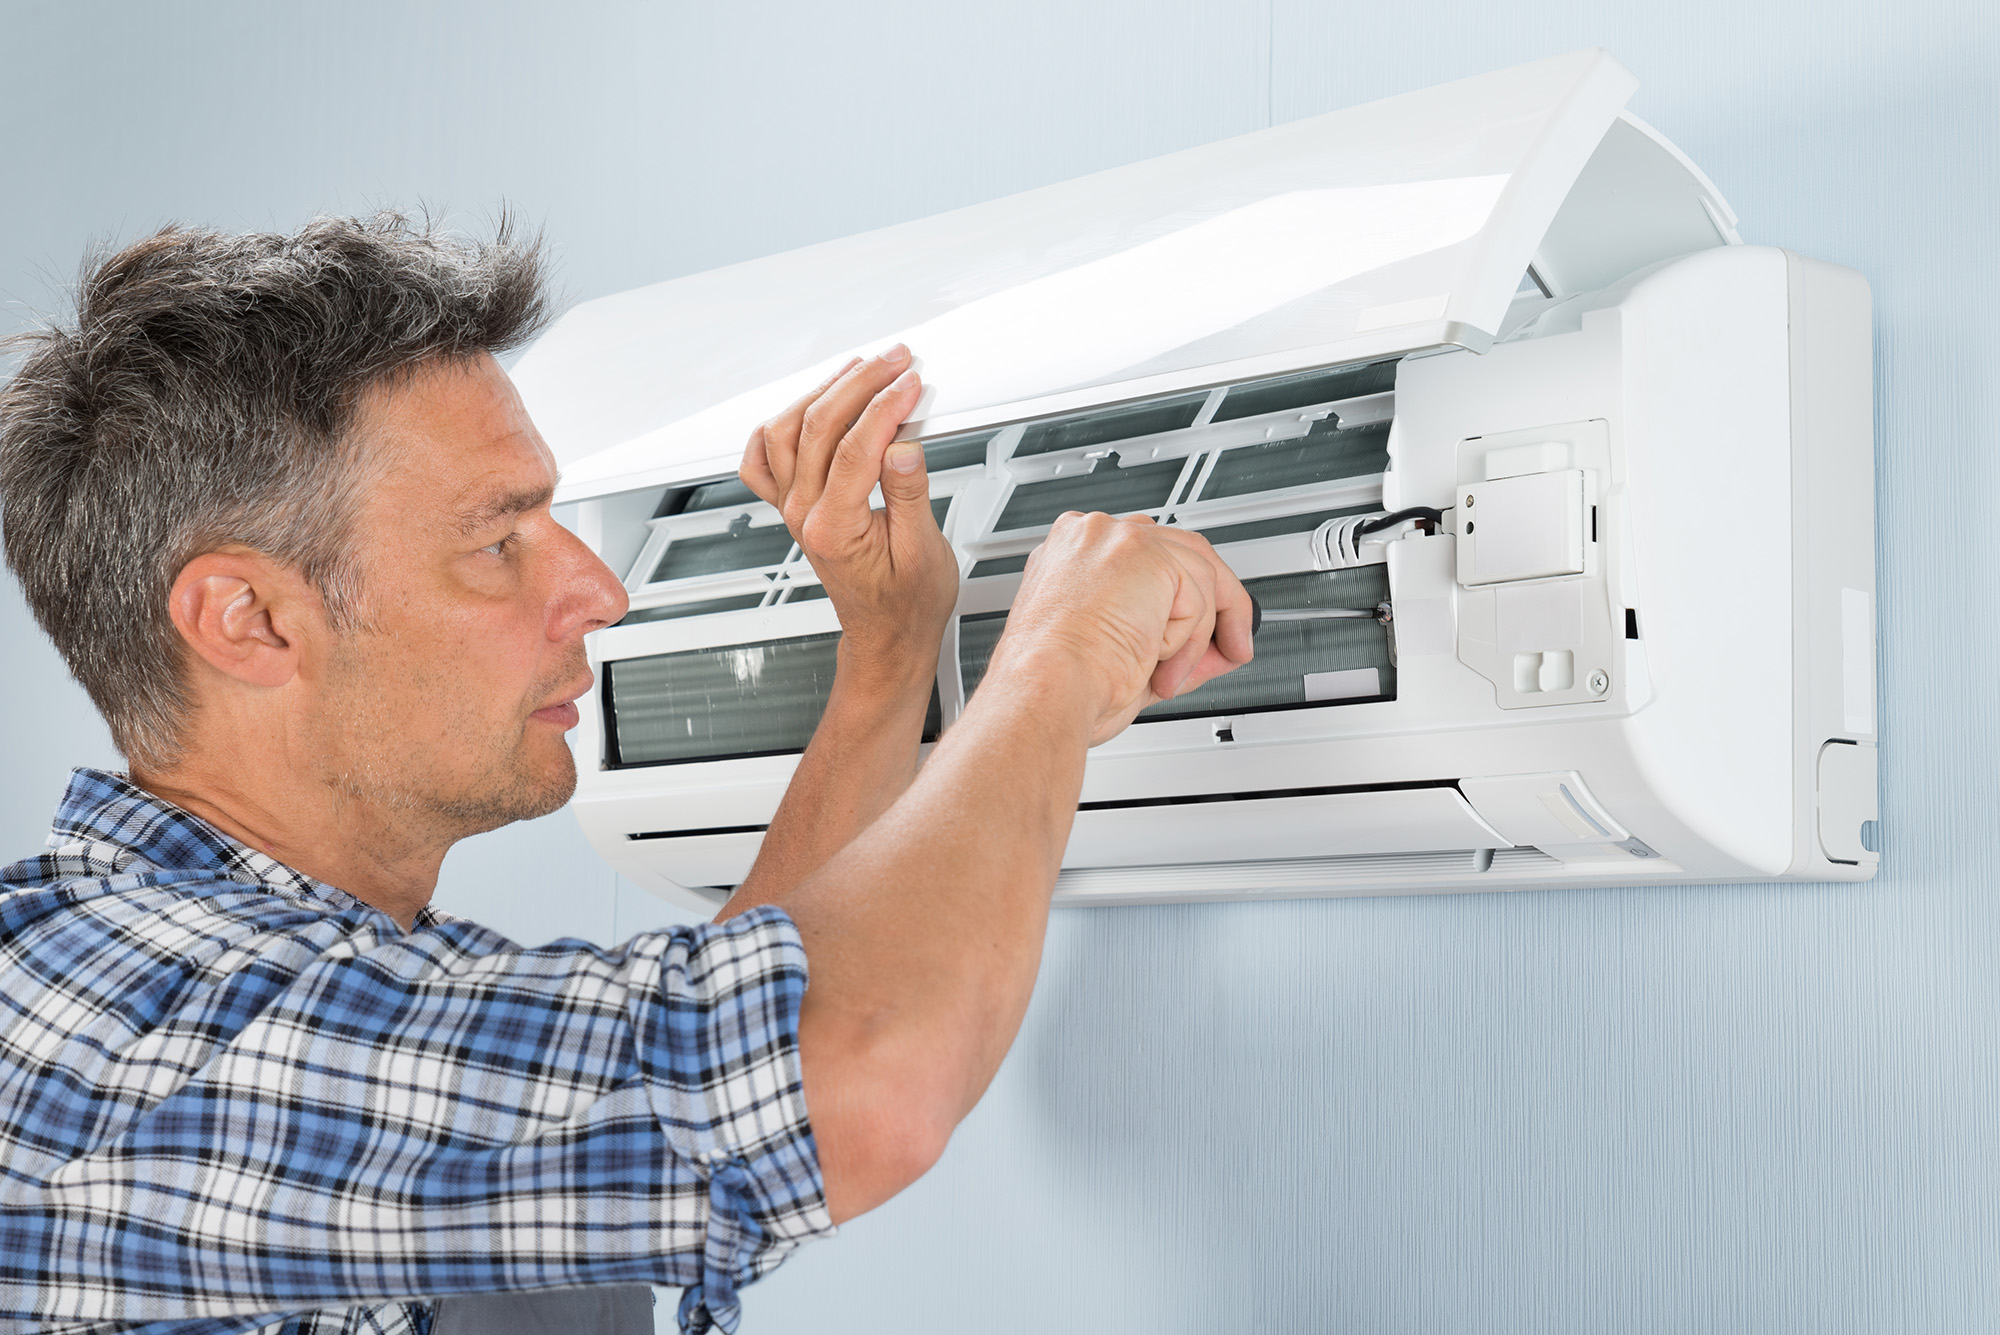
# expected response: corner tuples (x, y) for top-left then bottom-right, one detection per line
(513, 49), (1879, 913)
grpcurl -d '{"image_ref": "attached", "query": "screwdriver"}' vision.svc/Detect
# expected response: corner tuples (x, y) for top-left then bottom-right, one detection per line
(1245, 592), (1384, 635)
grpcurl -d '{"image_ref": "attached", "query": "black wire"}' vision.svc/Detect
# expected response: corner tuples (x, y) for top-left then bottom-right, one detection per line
(1354, 506), (1445, 537)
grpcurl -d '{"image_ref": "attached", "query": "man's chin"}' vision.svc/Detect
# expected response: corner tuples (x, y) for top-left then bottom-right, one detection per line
(434, 746), (578, 835)
(507, 746), (580, 824)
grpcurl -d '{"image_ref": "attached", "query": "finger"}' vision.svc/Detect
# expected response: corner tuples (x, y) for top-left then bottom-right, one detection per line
(1156, 570), (1249, 699)
(738, 425), (781, 508)
(1148, 544), (1217, 700)
(763, 357), (860, 497)
(1152, 527), (1256, 680)
(821, 370), (926, 544)
(879, 434), (940, 557)
(792, 345), (911, 514)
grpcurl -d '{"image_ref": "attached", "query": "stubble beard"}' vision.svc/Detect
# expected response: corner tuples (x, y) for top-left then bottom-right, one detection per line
(321, 635), (585, 844)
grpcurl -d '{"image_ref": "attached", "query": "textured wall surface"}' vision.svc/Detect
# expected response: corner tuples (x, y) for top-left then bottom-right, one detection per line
(1, 2), (1996, 1331)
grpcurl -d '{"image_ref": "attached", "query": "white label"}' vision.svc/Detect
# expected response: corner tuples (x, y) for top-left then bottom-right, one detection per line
(1841, 587), (1874, 735)
(1303, 667), (1381, 702)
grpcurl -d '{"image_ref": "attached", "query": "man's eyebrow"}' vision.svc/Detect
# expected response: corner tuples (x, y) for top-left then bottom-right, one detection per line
(455, 483), (555, 536)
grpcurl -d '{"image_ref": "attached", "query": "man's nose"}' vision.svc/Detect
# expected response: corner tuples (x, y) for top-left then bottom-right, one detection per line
(550, 525), (629, 639)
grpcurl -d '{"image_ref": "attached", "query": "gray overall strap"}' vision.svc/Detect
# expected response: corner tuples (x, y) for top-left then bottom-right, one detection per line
(432, 1284), (655, 1335)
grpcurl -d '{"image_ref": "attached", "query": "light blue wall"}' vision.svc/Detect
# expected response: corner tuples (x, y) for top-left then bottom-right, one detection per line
(1, 2), (1995, 1331)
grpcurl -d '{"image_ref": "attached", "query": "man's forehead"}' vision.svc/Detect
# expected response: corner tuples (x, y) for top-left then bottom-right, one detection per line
(359, 356), (559, 521)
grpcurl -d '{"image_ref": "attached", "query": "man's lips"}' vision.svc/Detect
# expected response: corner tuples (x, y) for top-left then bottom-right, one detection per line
(531, 701), (581, 729)
(530, 678), (593, 731)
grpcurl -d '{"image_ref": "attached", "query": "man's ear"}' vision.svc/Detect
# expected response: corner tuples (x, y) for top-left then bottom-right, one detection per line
(167, 547), (318, 690)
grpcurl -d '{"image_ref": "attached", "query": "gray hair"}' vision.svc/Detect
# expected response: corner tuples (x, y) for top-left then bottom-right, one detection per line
(0, 212), (553, 769)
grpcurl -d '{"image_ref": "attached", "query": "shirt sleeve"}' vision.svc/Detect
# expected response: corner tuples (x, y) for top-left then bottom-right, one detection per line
(7, 895), (834, 1335)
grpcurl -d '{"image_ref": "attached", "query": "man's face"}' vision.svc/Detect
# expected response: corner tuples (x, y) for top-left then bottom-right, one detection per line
(312, 354), (627, 836)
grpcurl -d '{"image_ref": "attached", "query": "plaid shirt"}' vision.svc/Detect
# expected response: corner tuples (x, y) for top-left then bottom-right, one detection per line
(0, 769), (833, 1335)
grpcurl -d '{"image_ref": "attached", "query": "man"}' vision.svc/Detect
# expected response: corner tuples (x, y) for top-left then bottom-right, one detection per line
(0, 215), (1251, 1334)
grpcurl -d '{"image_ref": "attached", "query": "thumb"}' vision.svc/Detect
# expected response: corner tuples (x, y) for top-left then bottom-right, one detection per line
(880, 440), (937, 538)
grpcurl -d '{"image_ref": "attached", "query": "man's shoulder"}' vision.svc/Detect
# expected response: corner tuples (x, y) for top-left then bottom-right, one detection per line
(0, 852), (325, 960)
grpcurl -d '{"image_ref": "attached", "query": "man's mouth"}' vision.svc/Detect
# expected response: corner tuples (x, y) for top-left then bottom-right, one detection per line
(531, 701), (581, 729)
(530, 678), (593, 731)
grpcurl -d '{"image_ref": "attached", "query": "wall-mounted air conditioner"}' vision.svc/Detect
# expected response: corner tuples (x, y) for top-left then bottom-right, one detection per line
(511, 49), (1878, 913)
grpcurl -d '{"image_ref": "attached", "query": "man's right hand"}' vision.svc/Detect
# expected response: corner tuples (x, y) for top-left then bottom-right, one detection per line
(984, 511), (1255, 746)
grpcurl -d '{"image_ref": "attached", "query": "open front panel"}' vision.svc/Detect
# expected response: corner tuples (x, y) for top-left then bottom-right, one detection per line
(527, 50), (1643, 501)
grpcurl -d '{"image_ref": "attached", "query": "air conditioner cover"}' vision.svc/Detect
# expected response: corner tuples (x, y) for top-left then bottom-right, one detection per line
(512, 51), (1876, 913)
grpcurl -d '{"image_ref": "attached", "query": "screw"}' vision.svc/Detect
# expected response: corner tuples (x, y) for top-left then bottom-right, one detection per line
(1588, 669), (1610, 694)
(1464, 494), (1475, 507)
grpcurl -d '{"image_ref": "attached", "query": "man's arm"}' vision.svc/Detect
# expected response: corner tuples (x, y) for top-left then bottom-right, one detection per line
(722, 358), (1254, 1220)
(728, 346), (956, 900)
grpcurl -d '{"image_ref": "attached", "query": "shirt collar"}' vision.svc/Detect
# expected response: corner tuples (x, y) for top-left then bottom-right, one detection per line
(47, 766), (423, 924)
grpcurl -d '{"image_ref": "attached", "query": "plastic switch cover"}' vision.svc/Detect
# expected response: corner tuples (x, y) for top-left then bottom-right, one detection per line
(1456, 469), (1588, 585)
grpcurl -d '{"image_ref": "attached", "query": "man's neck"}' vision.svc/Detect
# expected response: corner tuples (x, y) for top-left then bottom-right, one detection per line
(130, 760), (446, 930)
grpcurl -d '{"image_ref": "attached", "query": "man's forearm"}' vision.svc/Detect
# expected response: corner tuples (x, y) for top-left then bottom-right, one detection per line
(724, 640), (940, 909)
(724, 647), (1093, 1218)
(798, 658), (1090, 1093)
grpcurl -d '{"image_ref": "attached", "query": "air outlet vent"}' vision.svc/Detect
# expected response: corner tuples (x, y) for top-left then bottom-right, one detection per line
(1053, 847), (1563, 903)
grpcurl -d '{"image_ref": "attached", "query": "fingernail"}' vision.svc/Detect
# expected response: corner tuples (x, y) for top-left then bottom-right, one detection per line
(890, 368), (918, 392)
(887, 443), (923, 474)
(881, 343), (909, 365)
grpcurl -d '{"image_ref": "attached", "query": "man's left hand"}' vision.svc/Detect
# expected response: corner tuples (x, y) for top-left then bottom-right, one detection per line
(739, 345), (957, 682)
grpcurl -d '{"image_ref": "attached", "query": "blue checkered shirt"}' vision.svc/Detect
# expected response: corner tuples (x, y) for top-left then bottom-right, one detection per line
(0, 769), (833, 1335)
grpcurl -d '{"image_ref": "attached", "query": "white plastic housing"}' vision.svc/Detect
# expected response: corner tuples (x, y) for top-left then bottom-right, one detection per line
(513, 53), (1876, 914)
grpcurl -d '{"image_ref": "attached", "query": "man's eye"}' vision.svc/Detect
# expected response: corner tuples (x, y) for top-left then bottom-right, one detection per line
(481, 535), (513, 557)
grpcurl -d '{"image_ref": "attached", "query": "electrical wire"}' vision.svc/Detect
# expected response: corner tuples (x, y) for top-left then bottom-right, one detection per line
(1353, 506), (1444, 537)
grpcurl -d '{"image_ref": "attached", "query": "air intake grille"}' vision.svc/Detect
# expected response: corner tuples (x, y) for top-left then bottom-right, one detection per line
(1198, 420), (1389, 500)
(1011, 392), (1208, 459)
(646, 518), (796, 584)
(1207, 358), (1398, 423)
(994, 454), (1186, 531)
